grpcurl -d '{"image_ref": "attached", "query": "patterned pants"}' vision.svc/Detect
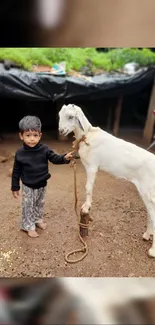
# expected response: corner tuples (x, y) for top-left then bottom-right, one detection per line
(21, 184), (46, 231)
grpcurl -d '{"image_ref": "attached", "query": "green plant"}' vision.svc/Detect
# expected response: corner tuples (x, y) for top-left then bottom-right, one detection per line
(0, 48), (154, 73)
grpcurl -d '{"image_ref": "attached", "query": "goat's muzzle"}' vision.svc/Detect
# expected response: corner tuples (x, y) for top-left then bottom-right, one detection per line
(59, 128), (65, 135)
(59, 128), (69, 136)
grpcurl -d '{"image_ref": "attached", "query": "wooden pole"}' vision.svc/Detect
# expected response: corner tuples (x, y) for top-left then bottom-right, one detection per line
(79, 211), (92, 237)
(113, 96), (123, 137)
(143, 79), (155, 146)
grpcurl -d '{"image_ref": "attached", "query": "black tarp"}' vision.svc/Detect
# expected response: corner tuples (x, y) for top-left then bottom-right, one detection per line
(0, 64), (155, 101)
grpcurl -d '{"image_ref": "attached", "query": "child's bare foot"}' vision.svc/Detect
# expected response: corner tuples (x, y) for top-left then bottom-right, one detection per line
(28, 230), (39, 238)
(36, 222), (47, 230)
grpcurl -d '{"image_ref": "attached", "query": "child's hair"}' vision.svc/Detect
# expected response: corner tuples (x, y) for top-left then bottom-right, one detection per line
(19, 116), (42, 133)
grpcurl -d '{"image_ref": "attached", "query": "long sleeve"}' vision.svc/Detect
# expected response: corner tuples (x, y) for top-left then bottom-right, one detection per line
(11, 154), (21, 191)
(47, 149), (70, 165)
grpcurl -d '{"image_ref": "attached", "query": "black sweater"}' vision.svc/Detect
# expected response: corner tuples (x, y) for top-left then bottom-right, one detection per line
(11, 143), (70, 191)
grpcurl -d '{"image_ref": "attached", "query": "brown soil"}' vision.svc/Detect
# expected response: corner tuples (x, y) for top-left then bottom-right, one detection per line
(32, 65), (52, 72)
(0, 133), (155, 277)
(32, 65), (105, 77)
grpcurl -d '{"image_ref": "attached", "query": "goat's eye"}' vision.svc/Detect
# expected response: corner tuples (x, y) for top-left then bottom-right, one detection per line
(68, 116), (73, 120)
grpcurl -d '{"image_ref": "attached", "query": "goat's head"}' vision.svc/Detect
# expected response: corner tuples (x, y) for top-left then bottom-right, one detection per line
(58, 104), (85, 136)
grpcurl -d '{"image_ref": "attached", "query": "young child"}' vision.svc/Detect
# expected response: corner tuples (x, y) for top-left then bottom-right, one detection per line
(11, 115), (73, 238)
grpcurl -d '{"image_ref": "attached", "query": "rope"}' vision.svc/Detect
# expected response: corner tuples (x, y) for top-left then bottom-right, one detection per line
(64, 158), (89, 264)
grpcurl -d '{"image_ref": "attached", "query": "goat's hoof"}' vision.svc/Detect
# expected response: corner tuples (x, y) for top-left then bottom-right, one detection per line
(81, 204), (91, 214)
(148, 247), (155, 258)
(143, 232), (151, 241)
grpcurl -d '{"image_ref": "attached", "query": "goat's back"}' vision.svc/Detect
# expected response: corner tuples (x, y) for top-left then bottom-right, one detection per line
(79, 128), (155, 183)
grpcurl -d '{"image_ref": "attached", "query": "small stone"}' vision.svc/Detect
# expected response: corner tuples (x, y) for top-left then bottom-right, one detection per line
(0, 156), (7, 163)
(128, 273), (135, 277)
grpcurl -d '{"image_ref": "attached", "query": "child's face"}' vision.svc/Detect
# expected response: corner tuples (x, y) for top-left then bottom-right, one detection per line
(19, 130), (42, 147)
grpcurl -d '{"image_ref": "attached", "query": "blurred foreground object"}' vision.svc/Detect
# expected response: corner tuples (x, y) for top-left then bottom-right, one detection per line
(0, 278), (99, 324)
(35, 0), (66, 28)
(1, 278), (155, 324)
(34, 0), (155, 46)
(2, 0), (155, 46)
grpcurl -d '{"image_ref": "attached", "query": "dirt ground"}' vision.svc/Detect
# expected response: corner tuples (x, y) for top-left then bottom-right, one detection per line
(1, 131), (155, 277)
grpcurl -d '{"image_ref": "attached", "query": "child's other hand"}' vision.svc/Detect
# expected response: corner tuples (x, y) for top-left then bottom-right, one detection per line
(64, 152), (74, 160)
(12, 191), (19, 198)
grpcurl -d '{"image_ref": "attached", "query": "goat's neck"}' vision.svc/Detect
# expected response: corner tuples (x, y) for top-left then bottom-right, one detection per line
(74, 112), (92, 141)
(74, 128), (84, 141)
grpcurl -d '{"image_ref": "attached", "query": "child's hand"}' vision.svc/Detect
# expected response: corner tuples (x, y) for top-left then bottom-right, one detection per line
(64, 151), (74, 160)
(12, 191), (19, 198)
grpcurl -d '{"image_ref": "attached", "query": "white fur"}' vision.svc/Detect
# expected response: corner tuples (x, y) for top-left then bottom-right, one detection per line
(58, 104), (155, 257)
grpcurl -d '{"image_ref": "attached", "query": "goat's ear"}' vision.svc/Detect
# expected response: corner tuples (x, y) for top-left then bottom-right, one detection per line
(76, 116), (84, 131)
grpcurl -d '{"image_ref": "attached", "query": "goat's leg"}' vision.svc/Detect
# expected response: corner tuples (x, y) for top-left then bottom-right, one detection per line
(81, 167), (97, 214)
(145, 207), (155, 257)
(148, 231), (155, 258)
(143, 214), (153, 241)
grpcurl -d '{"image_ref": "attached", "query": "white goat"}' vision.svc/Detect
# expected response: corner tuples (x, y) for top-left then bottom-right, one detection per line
(58, 104), (155, 258)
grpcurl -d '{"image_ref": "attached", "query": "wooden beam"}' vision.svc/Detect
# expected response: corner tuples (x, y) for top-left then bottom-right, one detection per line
(113, 96), (123, 137)
(106, 107), (112, 131)
(143, 79), (155, 146)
